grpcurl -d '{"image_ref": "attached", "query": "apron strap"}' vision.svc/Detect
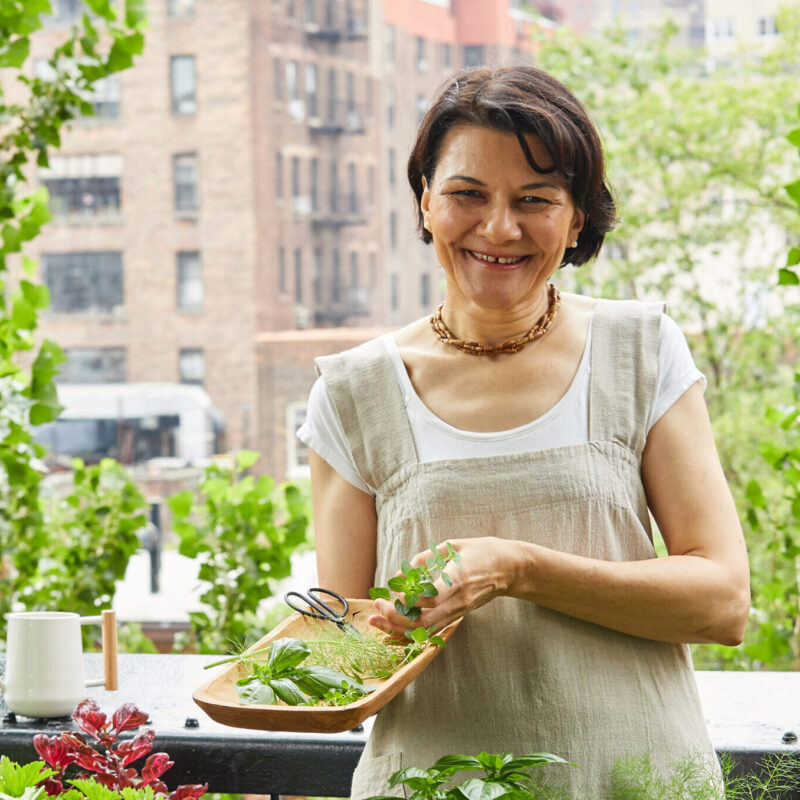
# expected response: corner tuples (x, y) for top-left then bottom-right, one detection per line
(588, 299), (663, 455)
(315, 336), (417, 492)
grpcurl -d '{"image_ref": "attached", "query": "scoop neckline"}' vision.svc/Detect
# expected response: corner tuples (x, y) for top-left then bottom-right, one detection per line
(381, 309), (595, 440)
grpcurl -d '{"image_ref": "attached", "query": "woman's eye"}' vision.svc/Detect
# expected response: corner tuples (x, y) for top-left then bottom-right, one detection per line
(453, 189), (482, 198)
(521, 196), (550, 205)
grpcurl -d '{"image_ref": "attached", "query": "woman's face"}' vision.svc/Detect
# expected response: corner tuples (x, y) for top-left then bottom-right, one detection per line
(420, 124), (584, 313)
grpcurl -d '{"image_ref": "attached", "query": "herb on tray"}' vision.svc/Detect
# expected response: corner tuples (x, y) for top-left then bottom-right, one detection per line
(369, 540), (461, 647)
(205, 637), (375, 706)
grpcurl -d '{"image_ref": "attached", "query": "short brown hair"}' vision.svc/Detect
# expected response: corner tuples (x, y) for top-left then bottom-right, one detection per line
(407, 65), (616, 267)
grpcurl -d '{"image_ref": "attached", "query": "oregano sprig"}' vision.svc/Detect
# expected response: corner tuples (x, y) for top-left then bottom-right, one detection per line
(369, 540), (461, 647)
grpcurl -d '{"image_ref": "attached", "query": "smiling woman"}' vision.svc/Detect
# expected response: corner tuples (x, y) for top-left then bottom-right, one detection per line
(297, 65), (749, 799)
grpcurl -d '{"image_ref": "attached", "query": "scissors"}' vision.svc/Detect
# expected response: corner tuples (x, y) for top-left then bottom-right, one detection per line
(284, 587), (363, 638)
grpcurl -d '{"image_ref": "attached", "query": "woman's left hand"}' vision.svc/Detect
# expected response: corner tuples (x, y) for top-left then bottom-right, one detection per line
(367, 537), (519, 636)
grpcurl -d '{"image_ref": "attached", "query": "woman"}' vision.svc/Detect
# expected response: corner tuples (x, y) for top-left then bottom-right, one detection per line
(297, 66), (750, 799)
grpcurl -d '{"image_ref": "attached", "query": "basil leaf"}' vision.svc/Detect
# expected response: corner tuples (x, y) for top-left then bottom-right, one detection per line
(405, 606), (422, 621)
(441, 572), (452, 587)
(388, 576), (406, 592)
(420, 583), (438, 597)
(433, 754), (483, 771)
(236, 679), (276, 706)
(430, 635), (446, 647)
(369, 587), (391, 601)
(394, 599), (408, 615)
(268, 677), (308, 706)
(268, 637), (310, 674)
(293, 666), (374, 698)
(458, 779), (509, 800)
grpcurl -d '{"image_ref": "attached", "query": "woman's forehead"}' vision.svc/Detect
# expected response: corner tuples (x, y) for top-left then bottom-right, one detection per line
(434, 124), (560, 183)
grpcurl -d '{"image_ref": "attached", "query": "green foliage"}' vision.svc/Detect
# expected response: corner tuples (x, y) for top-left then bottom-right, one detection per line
(0, 757), (53, 799)
(536, 16), (800, 670)
(168, 451), (310, 654)
(365, 751), (573, 800)
(0, 0), (148, 634)
(8, 458), (147, 644)
(220, 636), (374, 707)
(369, 540), (458, 647)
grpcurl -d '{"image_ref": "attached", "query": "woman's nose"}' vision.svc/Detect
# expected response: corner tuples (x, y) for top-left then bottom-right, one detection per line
(477, 203), (521, 243)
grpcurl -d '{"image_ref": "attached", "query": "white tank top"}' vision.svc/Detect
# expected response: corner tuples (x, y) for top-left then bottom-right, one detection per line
(298, 311), (704, 496)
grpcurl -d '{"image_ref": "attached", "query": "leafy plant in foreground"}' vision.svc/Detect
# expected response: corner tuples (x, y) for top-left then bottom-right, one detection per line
(365, 750), (573, 800)
(29, 698), (206, 800)
(206, 637), (374, 707)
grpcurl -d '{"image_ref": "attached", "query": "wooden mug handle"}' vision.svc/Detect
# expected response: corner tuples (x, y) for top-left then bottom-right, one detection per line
(101, 609), (119, 691)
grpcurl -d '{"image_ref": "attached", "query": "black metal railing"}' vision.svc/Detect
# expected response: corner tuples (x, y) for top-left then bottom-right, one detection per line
(307, 101), (366, 134)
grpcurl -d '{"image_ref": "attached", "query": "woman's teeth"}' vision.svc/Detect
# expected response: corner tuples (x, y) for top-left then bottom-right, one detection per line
(470, 251), (525, 265)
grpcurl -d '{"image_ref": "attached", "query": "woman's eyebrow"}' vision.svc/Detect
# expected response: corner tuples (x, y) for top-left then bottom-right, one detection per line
(444, 174), (562, 191)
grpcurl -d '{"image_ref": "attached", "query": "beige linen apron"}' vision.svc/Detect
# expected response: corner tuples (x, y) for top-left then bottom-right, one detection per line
(316, 299), (718, 800)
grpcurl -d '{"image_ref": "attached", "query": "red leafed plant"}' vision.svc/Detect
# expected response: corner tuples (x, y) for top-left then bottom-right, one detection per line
(33, 699), (207, 800)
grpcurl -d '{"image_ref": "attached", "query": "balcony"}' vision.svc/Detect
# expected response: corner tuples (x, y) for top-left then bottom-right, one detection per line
(311, 194), (367, 227)
(304, 9), (367, 42)
(313, 289), (370, 326)
(307, 102), (366, 135)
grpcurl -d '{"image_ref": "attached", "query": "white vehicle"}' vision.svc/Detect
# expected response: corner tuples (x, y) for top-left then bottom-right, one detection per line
(35, 383), (224, 465)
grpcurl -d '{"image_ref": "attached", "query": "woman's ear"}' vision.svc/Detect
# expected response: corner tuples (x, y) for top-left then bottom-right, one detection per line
(420, 175), (430, 216)
(571, 208), (586, 241)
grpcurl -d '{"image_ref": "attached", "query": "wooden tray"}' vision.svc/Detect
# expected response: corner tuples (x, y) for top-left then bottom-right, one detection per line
(192, 599), (461, 733)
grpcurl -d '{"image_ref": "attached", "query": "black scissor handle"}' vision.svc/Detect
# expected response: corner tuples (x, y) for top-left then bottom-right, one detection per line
(284, 587), (349, 622)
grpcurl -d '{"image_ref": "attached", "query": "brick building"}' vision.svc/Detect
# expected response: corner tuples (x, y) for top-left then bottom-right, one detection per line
(25, 0), (542, 480)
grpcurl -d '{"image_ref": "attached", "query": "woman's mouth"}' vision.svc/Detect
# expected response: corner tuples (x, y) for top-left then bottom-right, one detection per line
(467, 250), (528, 267)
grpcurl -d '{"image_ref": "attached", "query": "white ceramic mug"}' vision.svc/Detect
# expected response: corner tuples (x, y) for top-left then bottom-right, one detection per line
(0, 610), (118, 718)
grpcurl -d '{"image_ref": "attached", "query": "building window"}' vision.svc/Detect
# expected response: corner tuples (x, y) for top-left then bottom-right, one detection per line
(273, 57), (282, 101)
(442, 42), (451, 68)
(294, 248), (303, 303)
(287, 0), (296, 18)
(350, 251), (361, 304)
(291, 156), (301, 198)
(420, 273), (430, 307)
(386, 83), (395, 129)
(390, 273), (399, 311)
(327, 68), (337, 122)
(758, 16), (777, 35)
(416, 37), (427, 72)
(35, 59), (120, 119)
(367, 164), (375, 206)
(43, 251), (123, 314)
(286, 61), (303, 119)
(304, 0), (315, 24)
(177, 251), (202, 310)
(305, 63), (318, 116)
(168, 0), (194, 17)
(39, 154), (122, 219)
(278, 246), (287, 295)
(365, 75), (373, 117)
(286, 402), (310, 478)
(330, 159), (338, 213)
(170, 55), (197, 114)
(388, 148), (395, 188)
(369, 252), (376, 290)
(463, 45), (484, 67)
(310, 157), (319, 211)
(385, 24), (395, 62)
(313, 248), (322, 303)
(389, 211), (397, 250)
(416, 94), (428, 125)
(58, 347), (126, 384)
(179, 348), (205, 385)
(348, 162), (357, 214)
(332, 249), (341, 302)
(276, 151), (284, 198)
(346, 71), (355, 114)
(173, 152), (199, 212)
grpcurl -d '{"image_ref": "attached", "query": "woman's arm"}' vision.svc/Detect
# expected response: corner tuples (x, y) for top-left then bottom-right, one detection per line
(369, 382), (751, 645)
(310, 448), (378, 599)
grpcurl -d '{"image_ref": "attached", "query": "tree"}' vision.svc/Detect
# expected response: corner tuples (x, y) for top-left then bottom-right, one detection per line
(536, 13), (800, 668)
(0, 0), (147, 629)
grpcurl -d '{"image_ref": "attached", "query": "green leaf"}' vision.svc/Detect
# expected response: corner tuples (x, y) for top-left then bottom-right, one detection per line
(21, 256), (37, 277)
(369, 587), (391, 601)
(788, 128), (800, 149)
(401, 560), (414, 575)
(167, 490), (194, 517)
(0, 757), (54, 796)
(429, 635), (446, 647)
(786, 180), (800, 207)
(441, 571), (452, 587)
(457, 778), (510, 800)
(503, 753), (571, 771)
(68, 779), (119, 800)
(125, 0), (150, 28)
(420, 582), (438, 597)
(236, 678), (276, 705)
(779, 268), (800, 286)
(269, 677), (307, 705)
(745, 479), (766, 509)
(408, 626), (428, 644)
(787, 247), (800, 267)
(405, 606), (422, 621)
(293, 666), (374, 698)
(236, 449), (260, 471)
(387, 576), (406, 592)
(267, 637), (310, 673)
(0, 38), (31, 69)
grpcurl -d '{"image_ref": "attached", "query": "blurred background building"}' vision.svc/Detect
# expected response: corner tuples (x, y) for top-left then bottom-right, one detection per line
(27, 0), (783, 483)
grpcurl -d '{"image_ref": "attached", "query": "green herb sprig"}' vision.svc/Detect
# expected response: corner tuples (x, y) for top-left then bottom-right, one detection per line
(369, 540), (461, 648)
